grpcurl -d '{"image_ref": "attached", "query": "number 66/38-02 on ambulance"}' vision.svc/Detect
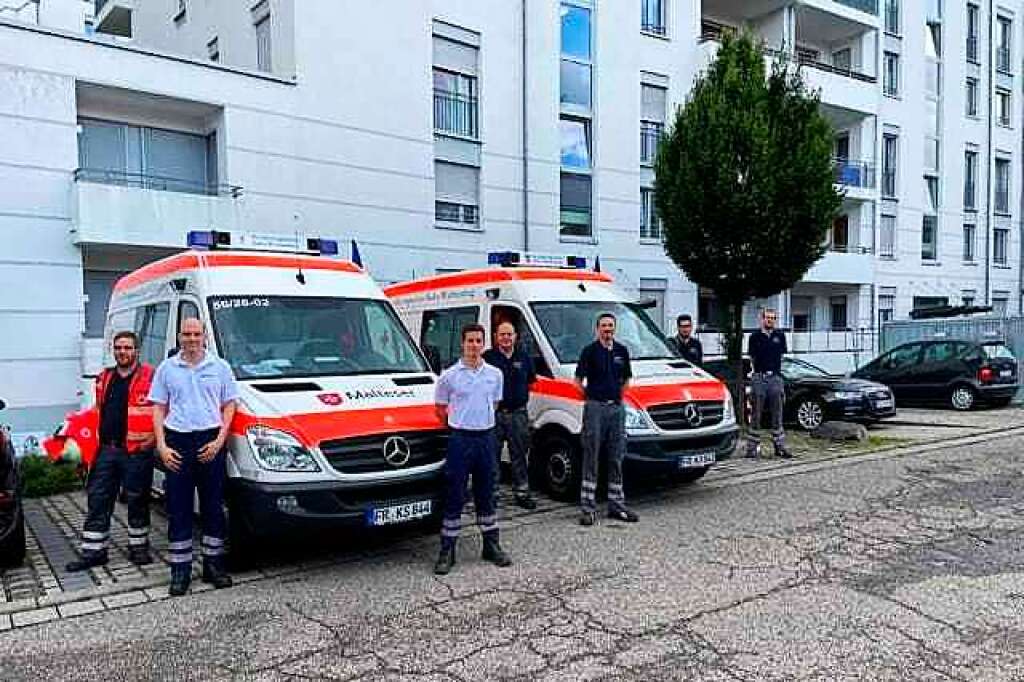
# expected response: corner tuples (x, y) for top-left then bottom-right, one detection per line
(103, 232), (446, 561)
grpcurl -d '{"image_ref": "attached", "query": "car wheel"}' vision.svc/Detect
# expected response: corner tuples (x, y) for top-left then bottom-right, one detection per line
(534, 431), (581, 502)
(674, 465), (711, 485)
(0, 512), (26, 567)
(949, 384), (977, 411)
(795, 398), (825, 431)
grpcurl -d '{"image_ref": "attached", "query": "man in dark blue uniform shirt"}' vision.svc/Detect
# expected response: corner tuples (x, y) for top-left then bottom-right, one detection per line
(746, 308), (792, 459)
(483, 320), (537, 510)
(669, 314), (703, 366)
(574, 313), (638, 526)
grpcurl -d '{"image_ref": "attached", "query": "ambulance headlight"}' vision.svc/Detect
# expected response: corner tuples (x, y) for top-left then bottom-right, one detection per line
(722, 394), (736, 424)
(246, 426), (320, 472)
(624, 405), (655, 433)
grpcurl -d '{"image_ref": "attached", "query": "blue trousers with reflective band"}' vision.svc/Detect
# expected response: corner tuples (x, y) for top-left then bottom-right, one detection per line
(80, 445), (154, 557)
(441, 428), (498, 550)
(164, 428), (227, 569)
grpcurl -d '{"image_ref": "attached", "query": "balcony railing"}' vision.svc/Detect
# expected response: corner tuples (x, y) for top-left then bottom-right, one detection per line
(997, 47), (1012, 73)
(834, 159), (876, 189)
(640, 121), (663, 166)
(435, 201), (478, 226)
(433, 89), (478, 139)
(765, 46), (877, 83)
(835, 0), (878, 15)
(74, 168), (242, 197)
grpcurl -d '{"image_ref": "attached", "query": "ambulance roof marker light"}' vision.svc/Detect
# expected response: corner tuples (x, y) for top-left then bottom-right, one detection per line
(186, 230), (340, 257)
(486, 251), (586, 269)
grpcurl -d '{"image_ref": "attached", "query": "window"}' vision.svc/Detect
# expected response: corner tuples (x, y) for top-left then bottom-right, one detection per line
(994, 228), (1009, 265)
(996, 158), (1011, 214)
(84, 270), (128, 339)
(77, 119), (216, 195)
(878, 289), (896, 327)
(135, 302), (170, 368)
(560, 117), (591, 170)
(962, 290), (976, 306)
(490, 305), (552, 377)
(433, 68), (478, 138)
(560, 3), (592, 111)
(967, 4), (980, 63)
(832, 48), (852, 72)
(434, 161), (479, 227)
(884, 0), (900, 36)
(880, 214), (896, 257)
(964, 150), (978, 210)
(922, 215), (938, 261)
(883, 52), (900, 96)
(207, 37), (219, 62)
(640, 187), (661, 240)
(913, 296), (948, 310)
(925, 176), (939, 212)
(254, 7), (272, 73)
(880, 343), (922, 371)
(992, 293), (1010, 316)
(997, 16), (1012, 73)
(831, 215), (850, 251)
(560, 173), (592, 237)
(177, 300), (200, 334)
(963, 223), (976, 262)
(640, 84), (666, 165)
(830, 296), (848, 331)
(966, 77), (979, 117)
(530, 301), (676, 363)
(922, 342), (958, 364)
(882, 134), (898, 198)
(997, 89), (1011, 127)
(641, 0), (665, 36)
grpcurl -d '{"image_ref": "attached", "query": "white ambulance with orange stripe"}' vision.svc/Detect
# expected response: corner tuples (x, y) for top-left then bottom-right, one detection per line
(104, 231), (445, 551)
(386, 252), (740, 500)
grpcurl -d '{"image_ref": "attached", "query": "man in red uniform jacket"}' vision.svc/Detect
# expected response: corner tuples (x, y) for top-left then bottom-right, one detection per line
(66, 331), (156, 571)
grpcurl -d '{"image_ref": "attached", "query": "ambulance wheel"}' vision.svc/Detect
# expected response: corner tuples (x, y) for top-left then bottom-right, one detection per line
(535, 431), (581, 502)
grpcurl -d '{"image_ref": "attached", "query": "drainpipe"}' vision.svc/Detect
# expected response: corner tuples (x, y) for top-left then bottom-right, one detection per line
(521, 0), (530, 252)
(984, 0), (994, 305)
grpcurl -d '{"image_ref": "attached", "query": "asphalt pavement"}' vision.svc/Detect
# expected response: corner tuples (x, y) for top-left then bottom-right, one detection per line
(1, 422), (1022, 680)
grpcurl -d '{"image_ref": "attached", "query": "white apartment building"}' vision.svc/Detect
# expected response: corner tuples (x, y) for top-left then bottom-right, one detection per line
(0, 0), (1020, 434)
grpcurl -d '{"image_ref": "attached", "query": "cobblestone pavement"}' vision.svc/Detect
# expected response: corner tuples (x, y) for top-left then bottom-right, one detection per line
(0, 420), (1022, 680)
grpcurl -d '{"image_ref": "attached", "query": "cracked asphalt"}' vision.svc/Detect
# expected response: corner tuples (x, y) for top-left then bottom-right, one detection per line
(1, 432), (1023, 681)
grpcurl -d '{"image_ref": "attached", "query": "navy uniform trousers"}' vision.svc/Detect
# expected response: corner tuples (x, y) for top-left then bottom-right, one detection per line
(164, 428), (227, 571)
(441, 428), (499, 549)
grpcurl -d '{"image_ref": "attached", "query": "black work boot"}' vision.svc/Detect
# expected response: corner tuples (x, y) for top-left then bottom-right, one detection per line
(514, 492), (538, 510)
(66, 551), (108, 573)
(168, 566), (191, 597)
(774, 442), (795, 459)
(579, 510), (597, 526)
(128, 545), (153, 566)
(434, 542), (456, 575)
(202, 559), (233, 589)
(481, 534), (512, 567)
(608, 506), (639, 523)
(744, 440), (761, 459)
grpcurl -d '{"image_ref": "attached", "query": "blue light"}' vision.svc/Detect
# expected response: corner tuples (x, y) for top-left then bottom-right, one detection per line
(319, 239), (339, 256)
(187, 230), (214, 249)
(568, 256), (587, 269)
(487, 251), (519, 266)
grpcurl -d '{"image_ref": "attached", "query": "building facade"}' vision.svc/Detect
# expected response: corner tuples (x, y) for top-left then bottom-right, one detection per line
(0, 0), (1021, 434)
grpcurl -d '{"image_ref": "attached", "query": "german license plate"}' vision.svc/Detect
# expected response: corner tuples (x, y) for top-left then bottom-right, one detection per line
(366, 500), (432, 526)
(1000, 370), (1013, 377)
(875, 399), (894, 409)
(678, 450), (715, 469)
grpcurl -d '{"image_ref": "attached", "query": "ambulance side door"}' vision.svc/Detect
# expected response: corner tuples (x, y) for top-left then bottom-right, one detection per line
(488, 304), (553, 379)
(419, 306), (480, 373)
(133, 299), (172, 369)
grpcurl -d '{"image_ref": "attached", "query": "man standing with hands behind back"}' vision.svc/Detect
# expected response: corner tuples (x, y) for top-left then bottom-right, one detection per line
(149, 317), (239, 596)
(746, 308), (793, 460)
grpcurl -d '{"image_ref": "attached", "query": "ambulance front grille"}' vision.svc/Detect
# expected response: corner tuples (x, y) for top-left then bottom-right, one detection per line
(646, 401), (724, 430)
(320, 430), (449, 474)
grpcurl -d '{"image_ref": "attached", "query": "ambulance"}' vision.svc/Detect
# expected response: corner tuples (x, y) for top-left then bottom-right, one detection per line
(103, 231), (446, 553)
(385, 252), (740, 500)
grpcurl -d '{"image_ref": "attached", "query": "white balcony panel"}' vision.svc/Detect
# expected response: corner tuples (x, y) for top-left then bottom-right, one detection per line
(803, 250), (873, 284)
(801, 64), (878, 114)
(73, 181), (242, 248)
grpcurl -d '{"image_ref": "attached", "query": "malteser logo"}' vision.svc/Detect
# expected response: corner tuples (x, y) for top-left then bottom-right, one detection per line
(344, 387), (416, 401)
(317, 393), (344, 406)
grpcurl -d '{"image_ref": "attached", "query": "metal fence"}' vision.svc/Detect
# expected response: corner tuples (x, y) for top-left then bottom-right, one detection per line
(881, 316), (1024, 398)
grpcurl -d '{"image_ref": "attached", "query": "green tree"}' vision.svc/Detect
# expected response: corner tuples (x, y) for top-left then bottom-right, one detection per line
(654, 31), (842, 421)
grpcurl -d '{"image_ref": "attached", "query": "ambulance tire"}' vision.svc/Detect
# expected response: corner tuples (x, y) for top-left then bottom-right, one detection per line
(226, 502), (257, 571)
(533, 430), (582, 502)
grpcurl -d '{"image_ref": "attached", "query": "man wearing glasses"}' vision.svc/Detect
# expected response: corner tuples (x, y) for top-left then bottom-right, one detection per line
(669, 314), (703, 367)
(746, 308), (793, 459)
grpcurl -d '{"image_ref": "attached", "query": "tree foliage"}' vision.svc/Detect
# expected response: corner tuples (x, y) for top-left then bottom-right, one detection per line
(654, 32), (842, 420)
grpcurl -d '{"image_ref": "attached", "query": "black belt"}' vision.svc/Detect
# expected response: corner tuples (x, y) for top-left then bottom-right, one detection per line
(101, 442), (127, 450)
(588, 399), (621, 405)
(497, 405), (527, 414)
(450, 427), (493, 436)
(753, 371), (779, 377)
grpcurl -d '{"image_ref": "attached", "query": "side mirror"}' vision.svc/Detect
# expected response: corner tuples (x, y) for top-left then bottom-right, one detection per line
(0, 398), (5, 411)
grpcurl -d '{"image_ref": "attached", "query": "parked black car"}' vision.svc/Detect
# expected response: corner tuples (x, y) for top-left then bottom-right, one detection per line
(704, 357), (896, 431)
(0, 398), (26, 566)
(852, 340), (1019, 411)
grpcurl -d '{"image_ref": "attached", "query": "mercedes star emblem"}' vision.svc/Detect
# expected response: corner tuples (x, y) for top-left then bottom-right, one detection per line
(382, 436), (412, 468)
(683, 402), (703, 427)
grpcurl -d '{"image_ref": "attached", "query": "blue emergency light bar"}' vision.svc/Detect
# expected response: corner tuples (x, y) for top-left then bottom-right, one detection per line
(187, 230), (339, 257)
(487, 251), (587, 269)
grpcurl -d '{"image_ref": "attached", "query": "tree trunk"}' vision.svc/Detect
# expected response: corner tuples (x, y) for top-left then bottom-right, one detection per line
(720, 298), (747, 426)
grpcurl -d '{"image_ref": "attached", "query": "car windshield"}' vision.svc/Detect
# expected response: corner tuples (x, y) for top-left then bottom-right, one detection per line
(529, 301), (676, 362)
(782, 357), (829, 380)
(208, 296), (428, 379)
(982, 343), (1015, 360)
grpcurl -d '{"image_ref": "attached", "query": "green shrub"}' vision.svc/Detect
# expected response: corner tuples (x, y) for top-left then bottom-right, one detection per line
(19, 455), (83, 498)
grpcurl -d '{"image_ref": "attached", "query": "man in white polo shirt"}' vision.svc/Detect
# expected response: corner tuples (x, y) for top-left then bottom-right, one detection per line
(149, 317), (239, 597)
(433, 323), (512, 575)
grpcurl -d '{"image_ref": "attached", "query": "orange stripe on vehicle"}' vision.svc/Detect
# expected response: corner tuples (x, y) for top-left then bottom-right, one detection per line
(383, 267), (613, 298)
(115, 251), (362, 292)
(530, 377), (585, 402)
(624, 381), (727, 407)
(230, 404), (445, 447)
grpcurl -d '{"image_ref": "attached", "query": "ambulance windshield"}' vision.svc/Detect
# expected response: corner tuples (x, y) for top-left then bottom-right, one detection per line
(530, 301), (676, 363)
(208, 296), (429, 379)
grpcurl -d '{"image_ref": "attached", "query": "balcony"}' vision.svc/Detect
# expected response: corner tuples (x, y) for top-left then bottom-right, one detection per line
(640, 121), (663, 166)
(834, 0), (878, 15)
(433, 90), (478, 140)
(834, 159), (876, 190)
(94, 0), (133, 37)
(72, 169), (243, 247)
(804, 249), (873, 284)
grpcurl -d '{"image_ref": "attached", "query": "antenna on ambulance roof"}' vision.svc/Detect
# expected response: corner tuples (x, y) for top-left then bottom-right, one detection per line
(292, 216), (306, 285)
